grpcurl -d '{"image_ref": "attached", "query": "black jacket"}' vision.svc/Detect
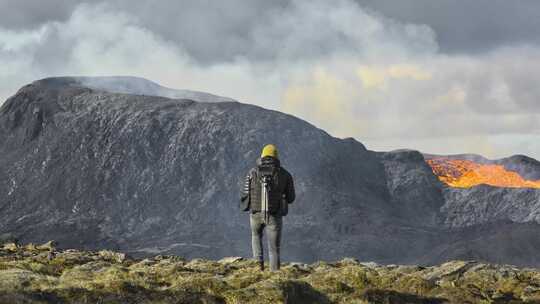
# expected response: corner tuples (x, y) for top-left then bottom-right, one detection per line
(240, 157), (295, 215)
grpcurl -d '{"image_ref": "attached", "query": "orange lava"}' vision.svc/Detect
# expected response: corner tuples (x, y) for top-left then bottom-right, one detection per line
(426, 158), (540, 189)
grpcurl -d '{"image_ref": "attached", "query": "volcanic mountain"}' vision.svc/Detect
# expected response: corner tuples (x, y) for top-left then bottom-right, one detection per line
(1, 77), (539, 266)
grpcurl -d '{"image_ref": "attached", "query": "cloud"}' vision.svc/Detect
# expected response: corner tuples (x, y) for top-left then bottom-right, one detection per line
(0, 0), (539, 160)
(278, 48), (540, 158)
(2, 0), (540, 56)
(357, 64), (432, 89)
(0, 0), (82, 30)
(354, 0), (540, 54)
(283, 67), (362, 137)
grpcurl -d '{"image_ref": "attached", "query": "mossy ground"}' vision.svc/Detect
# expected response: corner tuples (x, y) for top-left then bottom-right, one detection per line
(1, 243), (540, 303)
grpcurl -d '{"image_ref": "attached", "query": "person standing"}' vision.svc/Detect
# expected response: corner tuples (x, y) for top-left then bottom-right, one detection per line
(240, 144), (295, 271)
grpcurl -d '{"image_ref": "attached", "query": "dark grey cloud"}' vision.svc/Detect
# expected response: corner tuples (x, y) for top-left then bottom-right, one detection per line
(76, 0), (436, 65)
(2, 0), (540, 63)
(0, 0), (84, 29)
(110, 0), (540, 62)
(112, 0), (289, 64)
(355, 0), (540, 53)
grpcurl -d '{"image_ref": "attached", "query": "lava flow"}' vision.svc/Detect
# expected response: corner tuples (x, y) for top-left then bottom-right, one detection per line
(426, 158), (540, 189)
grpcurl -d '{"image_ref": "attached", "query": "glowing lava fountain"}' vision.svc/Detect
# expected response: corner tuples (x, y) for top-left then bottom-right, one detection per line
(426, 158), (540, 189)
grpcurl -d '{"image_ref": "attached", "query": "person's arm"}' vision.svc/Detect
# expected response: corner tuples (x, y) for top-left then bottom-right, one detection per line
(286, 173), (295, 204)
(240, 170), (252, 211)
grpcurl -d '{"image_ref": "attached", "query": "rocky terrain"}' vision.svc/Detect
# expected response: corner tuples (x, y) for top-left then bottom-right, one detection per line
(2, 241), (540, 304)
(1, 77), (540, 268)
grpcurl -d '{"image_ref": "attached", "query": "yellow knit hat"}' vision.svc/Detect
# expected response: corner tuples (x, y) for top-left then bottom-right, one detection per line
(261, 144), (279, 159)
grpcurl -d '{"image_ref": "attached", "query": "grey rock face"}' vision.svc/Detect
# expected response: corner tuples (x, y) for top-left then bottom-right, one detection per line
(1, 77), (540, 267)
(440, 186), (540, 228)
(376, 149), (445, 226)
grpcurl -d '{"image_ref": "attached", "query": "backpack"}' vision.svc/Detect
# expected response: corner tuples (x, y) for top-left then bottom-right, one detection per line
(257, 162), (285, 216)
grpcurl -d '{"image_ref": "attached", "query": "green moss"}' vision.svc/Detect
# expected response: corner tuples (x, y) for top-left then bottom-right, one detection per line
(2, 244), (540, 303)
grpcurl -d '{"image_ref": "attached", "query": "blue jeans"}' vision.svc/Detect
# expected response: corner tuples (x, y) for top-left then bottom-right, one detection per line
(250, 212), (282, 271)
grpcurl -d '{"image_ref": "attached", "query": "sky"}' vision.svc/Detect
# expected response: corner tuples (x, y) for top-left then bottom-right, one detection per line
(1, 0), (539, 160)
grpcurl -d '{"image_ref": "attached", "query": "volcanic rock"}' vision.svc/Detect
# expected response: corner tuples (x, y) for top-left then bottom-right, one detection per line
(1, 77), (540, 267)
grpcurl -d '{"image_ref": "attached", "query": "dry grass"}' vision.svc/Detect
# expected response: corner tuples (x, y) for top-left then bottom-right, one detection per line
(1, 242), (540, 303)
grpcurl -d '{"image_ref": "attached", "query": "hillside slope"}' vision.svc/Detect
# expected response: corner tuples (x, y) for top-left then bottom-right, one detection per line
(1, 77), (540, 266)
